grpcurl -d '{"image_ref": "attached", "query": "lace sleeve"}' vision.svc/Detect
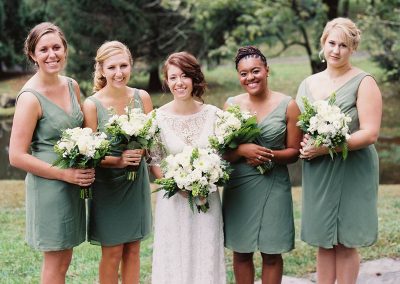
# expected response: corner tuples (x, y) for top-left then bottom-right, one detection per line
(148, 133), (166, 167)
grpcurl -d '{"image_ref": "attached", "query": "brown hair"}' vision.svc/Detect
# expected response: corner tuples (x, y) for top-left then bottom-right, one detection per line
(320, 17), (361, 51)
(235, 46), (267, 70)
(93, 41), (133, 92)
(162, 52), (206, 100)
(24, 22), (68, 64)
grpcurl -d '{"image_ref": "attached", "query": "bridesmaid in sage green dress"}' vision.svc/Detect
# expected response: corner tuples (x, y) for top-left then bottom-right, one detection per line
(9, 23), (95, 283)
(296, 18), (382, 284)
(83, 41), (153, 284)
(222, 46), (302, 284)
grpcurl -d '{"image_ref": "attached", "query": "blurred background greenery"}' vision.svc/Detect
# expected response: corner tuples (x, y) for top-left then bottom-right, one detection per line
(1, 0), (400, 282)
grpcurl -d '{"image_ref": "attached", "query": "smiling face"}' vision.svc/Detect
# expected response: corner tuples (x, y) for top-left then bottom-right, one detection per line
(166, 64), (193, 101)
(323, 29), (353, 68)
(30, 32), (66, 74)
(101, 52), (132, 89)
(237, 56), (269, 96)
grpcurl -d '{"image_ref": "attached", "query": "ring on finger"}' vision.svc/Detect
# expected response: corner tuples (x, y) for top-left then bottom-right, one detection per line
(258, 155), (262, 160)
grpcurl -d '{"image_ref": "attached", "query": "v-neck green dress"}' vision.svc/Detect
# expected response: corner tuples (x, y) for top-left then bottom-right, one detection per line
(296, 72), (379, 249)
(223, 96), (295, 254)
(17, 78), (85, 251)
(87, 89), (152, 246)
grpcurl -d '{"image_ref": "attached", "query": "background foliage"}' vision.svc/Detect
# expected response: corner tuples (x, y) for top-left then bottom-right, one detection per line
(1, 0), (399, 93)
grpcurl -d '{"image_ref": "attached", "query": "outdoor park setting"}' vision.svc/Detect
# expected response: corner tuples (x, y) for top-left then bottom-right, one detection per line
(0, 0), (399, 283)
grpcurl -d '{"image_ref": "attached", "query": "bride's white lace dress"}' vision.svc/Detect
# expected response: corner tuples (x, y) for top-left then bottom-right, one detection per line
(151, 104), (226, 284)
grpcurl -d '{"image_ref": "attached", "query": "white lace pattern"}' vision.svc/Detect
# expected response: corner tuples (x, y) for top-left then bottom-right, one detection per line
(151, 104), (226, 284)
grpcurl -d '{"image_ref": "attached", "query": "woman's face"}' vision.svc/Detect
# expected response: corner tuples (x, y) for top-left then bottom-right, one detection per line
(101, 52), (132, 89)
(237, 57), (268, 96)
(166, 64), (193, 101)
(31, 32), (66, 74)
(323, 29), (353, 68)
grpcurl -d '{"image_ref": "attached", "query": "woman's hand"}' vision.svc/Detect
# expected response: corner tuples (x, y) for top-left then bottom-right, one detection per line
(61, 168), (95, 187)
(237, 143), (274, 166)
(118, 149), (145, 168)
(299, 134), (328, 160)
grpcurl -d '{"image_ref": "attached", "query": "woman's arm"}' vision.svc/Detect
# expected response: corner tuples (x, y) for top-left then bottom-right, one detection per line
(348, 76), (382, 149)
(9, 92), (94, 185)
(140, 89), (154, 114)
(300, 76), (382, 159)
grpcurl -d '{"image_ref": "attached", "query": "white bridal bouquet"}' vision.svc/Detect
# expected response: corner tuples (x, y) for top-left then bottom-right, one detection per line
(208, 105), (272, 174)
(297, 93), (352, 159)
(154, 146), (230, 213)
(105, 106), (159, 180)
(209, 105), (260, 153)
(53, 127), (110, 199)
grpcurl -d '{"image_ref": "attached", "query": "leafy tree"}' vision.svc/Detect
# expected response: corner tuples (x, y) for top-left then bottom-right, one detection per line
(190, 0), (330, 73)
(361, 0), (400, 82)
(47, 0), (200, 94)
(0, 0), (26, 74)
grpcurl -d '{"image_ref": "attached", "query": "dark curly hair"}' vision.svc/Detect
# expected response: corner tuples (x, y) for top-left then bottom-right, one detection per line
(235, 46), (267, 70)
(162, 52), (207, 101)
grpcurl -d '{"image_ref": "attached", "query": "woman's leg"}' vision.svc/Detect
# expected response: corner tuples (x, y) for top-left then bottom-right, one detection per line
(99, 244), (124, 284)
(260, 253), (283, 284)
(317, 247), (336, 284)
(335, 244), (359, 284)
(41, 249), (73, 284)
(233, 251), (255, 284)
(121, 241), (141, 284)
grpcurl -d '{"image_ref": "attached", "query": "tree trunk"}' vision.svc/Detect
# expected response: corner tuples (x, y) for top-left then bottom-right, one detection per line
(147, 65), (162, 92)
(323, 0), (339, 19)
(342, 0), (350, 17)
(310, 59), (327, 74)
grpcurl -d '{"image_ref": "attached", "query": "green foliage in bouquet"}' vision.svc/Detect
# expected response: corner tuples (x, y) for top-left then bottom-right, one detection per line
(209, 105), (260, 153)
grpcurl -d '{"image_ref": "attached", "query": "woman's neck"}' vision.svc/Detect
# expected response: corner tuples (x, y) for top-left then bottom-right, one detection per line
(36, 71), (61, 87)
(326, 63), (352, 79)
(102, 85), (130, 99)
(171, 98), (202, 115)
(248, 88), (271, 103)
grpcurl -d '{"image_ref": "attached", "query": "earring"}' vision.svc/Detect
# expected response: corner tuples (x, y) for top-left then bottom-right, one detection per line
(34, 61), (38, 66)
(318, 49), (326, 63)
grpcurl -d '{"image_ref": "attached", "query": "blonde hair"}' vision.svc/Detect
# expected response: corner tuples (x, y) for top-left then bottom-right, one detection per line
(93, 41), (133, 92)
(320, 17), (361, 51)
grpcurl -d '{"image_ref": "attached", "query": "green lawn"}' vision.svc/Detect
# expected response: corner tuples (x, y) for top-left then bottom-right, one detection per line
(0, 181), (399, 283)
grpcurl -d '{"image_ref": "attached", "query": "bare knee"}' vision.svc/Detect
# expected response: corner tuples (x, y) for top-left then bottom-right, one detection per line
(102, 245), (123, 265)
(234, 252), (254, 263)
(123, 241), (140, 259)
(261, 253), (282, 266)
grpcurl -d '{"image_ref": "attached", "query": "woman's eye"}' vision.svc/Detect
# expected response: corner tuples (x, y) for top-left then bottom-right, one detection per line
(240, 73), (246, 77)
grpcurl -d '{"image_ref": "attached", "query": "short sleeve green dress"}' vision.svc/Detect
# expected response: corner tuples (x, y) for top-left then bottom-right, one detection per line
(223, 96), (295, 254)
(296, 72), (379, 248)
(18, 78), (85, 251)
(87, 89), (152, 246)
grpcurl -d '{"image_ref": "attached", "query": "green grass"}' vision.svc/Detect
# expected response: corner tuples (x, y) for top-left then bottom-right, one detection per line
(0, 182), (399, 283)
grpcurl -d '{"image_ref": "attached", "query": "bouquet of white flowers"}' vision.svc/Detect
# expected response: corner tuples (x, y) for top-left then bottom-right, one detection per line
(53, 127), (110, 199)
(105, 107), (159, 180)
(209, 105), (260, 153)
(154, 146), (230, 213)
(209, 105), (272, 174)
(297, 93), (352, 159)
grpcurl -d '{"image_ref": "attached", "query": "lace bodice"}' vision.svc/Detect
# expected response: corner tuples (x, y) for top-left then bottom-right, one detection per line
(151, 104), (218, 165)
(151, 103), (226, 284)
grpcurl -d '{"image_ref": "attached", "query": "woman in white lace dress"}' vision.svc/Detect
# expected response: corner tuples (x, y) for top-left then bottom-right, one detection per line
(150, 52), (226, 284)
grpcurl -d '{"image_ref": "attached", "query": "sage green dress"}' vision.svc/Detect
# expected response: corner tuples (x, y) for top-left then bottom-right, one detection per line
(296, 72), (379, 249)
(87, 89), (152, 246)
(18, 78), (85, 251)
(223, 96), (295, 254)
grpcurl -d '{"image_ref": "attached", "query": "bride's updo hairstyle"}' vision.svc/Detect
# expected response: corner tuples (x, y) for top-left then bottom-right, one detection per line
(93, 41), (133, 92)
(320, 17), (361, 51)
(235, 46), (267, 70)
(162, 51), (206, 101)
